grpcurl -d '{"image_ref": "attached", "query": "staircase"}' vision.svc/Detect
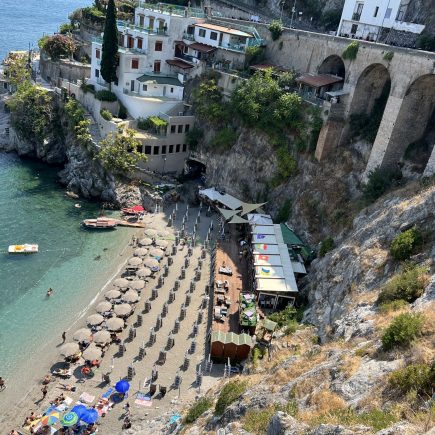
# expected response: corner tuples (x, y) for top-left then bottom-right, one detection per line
(0, 97), (11, 145)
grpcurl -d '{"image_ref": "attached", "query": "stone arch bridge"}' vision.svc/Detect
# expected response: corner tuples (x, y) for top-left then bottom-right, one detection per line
(247, 23), (435, 177)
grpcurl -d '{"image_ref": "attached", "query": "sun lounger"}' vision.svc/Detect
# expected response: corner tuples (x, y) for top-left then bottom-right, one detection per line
(102, 387), (114, 399)
(79, 391), (95, 403)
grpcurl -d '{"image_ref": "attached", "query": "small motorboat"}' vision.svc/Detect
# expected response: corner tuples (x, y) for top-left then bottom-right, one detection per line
(8, 244), (39, 254)
(82, 217), (118, 229)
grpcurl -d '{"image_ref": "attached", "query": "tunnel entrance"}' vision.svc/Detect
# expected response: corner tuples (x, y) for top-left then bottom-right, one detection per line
(318, 55), (345, 79)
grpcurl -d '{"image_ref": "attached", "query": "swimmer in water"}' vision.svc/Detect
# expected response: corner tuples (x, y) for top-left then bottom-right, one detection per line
(47, 288), (53, 297)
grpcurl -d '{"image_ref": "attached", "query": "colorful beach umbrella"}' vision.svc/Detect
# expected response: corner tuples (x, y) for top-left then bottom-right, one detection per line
(136, 267), (152, 278)
(115, 379), (130, 393)
(70, 404), (87, 418)
(60, 342), (80, 357)
(81, 408), (99, 424)
(40, 411), (60, 426)
(61, 411), (79, 426)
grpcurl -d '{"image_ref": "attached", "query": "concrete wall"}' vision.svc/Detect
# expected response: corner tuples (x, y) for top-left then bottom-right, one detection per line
(40, 54), (91, 86)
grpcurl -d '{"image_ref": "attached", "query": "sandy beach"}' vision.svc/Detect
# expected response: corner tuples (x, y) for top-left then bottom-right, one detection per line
(1, 202), (219, 434)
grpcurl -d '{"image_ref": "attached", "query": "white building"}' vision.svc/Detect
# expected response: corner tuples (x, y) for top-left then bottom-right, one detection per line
(337, 0), (425, 41)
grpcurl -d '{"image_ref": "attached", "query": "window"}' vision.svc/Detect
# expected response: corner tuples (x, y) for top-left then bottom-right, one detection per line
(373, 6), (379, 17)
(137, 37), (143, 49)
(384, 8), (392, 19)
(176, 144), (180, 152)
(170, 87), (174, 93)
(153, 146), (159, 155)
(351, 24), (358, 34)
(169, 145), (174, 153)
(114, 77), (118, 86)
(210, 31), (218, 40)
(182, 144), (187, 152)
(198, 28), (206, 37)
(95, 69), (99, 78)
(95, 49), (101, 59)
(153, 60), (161, 73)
(161, 145), (167, 154)
(155, 41), (163, 51)
(170, 125), (176, 134)
(131, 59), (139, 69)
(145, 145), (152, 155)
(142, 84), (148, 91)
(185, 124), (190, 133)
(178, 125), (183, 133)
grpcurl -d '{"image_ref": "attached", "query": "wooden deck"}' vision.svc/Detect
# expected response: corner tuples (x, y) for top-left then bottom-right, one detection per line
(212, 232), (250, 334)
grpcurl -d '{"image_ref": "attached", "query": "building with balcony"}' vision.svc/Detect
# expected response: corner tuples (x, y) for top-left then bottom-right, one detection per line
(337, 0), (425, 41)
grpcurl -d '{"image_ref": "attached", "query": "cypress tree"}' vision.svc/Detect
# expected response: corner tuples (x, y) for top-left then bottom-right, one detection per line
(100, 0), (118, 89)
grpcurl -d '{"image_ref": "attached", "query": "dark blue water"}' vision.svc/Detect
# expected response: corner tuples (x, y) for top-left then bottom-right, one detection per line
(0, 0), (90, 61)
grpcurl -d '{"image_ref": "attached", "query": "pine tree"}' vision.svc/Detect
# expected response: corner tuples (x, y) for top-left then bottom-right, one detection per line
(100, 0), (118, 89)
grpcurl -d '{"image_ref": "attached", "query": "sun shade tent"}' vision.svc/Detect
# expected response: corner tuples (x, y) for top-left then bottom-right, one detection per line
(217, 207), (239, 221)
(113, 278), (129, 289)
(105, 289), (121, 300)
(96, 301), (112, 313)
(128, 257), (142, 267)
(251, 225), (276, 235)
(228, 215), (249, 224)
(136, 267), (152, 278)
(114, 303), (133, 316)
(134, 248), (148, 257)
(122, 289), (140, 303)
(199, 188), (243, 210)
(129, 280), (145, 290)
(240, 202), (266, 216)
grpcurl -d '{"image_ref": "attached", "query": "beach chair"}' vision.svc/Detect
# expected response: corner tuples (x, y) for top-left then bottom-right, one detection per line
(159, 385), (167, 398)
(149, 383), (157, 396)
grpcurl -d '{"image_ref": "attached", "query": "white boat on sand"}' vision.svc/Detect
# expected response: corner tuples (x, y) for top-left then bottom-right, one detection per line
(8, 244), (39, 254)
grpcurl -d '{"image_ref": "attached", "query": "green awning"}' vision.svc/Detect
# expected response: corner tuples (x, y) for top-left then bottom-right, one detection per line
(210, 331), (253, 346)
(280, 223), (315, 261)
(137, 73), (182, 87)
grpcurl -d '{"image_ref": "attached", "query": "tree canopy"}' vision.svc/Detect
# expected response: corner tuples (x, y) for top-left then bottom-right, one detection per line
(100, 0), (119, 86)
(40, 34), (76, 60)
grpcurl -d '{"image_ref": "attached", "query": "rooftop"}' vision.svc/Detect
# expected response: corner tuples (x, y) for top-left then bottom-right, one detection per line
(137, 73), (183, 86)
(194, 22), (253, 38)
(166, 58), (194, 69)
(296, 73), (343, 88)
(136, 1), (206, 18)
(189, 42), (217, 53)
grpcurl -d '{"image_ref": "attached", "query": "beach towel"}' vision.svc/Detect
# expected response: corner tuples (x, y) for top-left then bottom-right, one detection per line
(135, 392), (152, 407)
(102, 387), (114, 399)
(79, 392), (95, 403)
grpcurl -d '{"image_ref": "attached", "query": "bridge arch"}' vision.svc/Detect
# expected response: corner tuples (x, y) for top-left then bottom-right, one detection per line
(370, 73), (435, 174)
(318, 55), (345, 79)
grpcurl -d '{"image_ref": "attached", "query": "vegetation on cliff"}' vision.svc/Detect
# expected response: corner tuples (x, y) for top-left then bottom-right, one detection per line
(38, 34), (76, 60)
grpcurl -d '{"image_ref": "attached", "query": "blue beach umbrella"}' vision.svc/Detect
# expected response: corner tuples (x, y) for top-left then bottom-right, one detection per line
(81, 408), (99, 424)
(71, 404), (87, 418)
(61, 411), (79, 426)
(115, 379), (130, 393)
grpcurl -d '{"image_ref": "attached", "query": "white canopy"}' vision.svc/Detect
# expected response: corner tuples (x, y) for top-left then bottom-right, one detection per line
(199, 188), (243, 210)
(251, 225), (276, 235)
(292, 261), (307, 274)
(255, 265), (286, 279)
(253, 253), (283, 266)
(247, 213), (273, 225)
(252, 234), (278, 245)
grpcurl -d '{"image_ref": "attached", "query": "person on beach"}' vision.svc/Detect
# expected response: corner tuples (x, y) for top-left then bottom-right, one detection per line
(123, 401), (130, 417)
(41, 385), (48, 400)
(59, 383), (76, 392)
(0, 377), (5, 390)
(61, 331), (66, 343)
(46, 288), (53, 297)
(9, 430), (19, 435)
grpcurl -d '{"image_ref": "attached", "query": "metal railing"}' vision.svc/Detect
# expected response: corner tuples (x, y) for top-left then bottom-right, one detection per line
(117, 20), (168, 36)
(135, 2), (206, 18)
(182, 32), (195, 41)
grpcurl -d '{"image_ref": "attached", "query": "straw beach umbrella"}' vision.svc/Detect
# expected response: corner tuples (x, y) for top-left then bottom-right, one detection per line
(149, 248), (164, 258)
(122, 289), (139, 303)
(144, 258), (159, 268)
(106, 317), (124, 331)
(134, 247), (148, 257)
(145, 228), (157, 237)
(130, 279), (145, 290)
(96, 301), (112, 314)
(114, 303), (132, 317)
(105, 289), (121, 301)
(87, 314), (104, 326)
(82, 344), (102, 361)
(128, 257), (142, 267)
(60, 342), (80, 357)
(158, 230), (168, 237)
(93, 330), (111, 345)
(139, 237), (152, 246)
(136, 267), (152, 278)
(113, 278), (129, 289)
(73, 328), (92, 342)
(156, 239), (169, 249)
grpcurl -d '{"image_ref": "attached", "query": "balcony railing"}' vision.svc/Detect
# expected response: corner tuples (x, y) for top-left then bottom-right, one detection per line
(182, 32), (195, 41)
(118, 20), (168, 36)
(118, 46), (147, 55)
(218, 41), (246, 53)
(352, 12), (361, 21)
(136, 2), (206, 18)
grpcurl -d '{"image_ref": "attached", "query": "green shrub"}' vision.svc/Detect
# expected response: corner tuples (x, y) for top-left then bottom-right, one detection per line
(416, 32), (435, 51)
(390, 227), (423, 261)
(389, 362), (435, 395)
(245, 45), (264, 67)
(268, 306), (302, 328)
(118, 102), (128, 119)
(64, 98), (85, 125)
(276, 198), (292, 223)
(100, 108), (112, 121)
(215, 380), (247, 415)
(137, 117), (150, 131)
(211, 127), (236, 152)
(42, 34), (76, 60)
(80, 83), (95, 94)
(342, 41), (359, 60)
(269, 20), (283, 41)
(383, 51), (394, 61)
(381, 313), (424, 351)
(59, 23), (74, 34)
(377, 263), (428, 304)
(378, 300), (408, 314)
(243, 406), (277, 433)
(363, 167), (402, 203)
(184, 397), (213, 423)
(319, 237), (334, 257)
(81, 6), (106, 24)
(95, 90), (117, 102)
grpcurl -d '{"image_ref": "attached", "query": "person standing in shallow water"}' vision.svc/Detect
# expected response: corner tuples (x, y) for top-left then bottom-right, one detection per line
(0, 377), (5, 390)
(61, 332), (66, 343)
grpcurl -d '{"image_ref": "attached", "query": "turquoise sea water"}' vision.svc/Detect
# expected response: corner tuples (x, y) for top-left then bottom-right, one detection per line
(0, 0), (90, 61)
(0, 155), (132, 379)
